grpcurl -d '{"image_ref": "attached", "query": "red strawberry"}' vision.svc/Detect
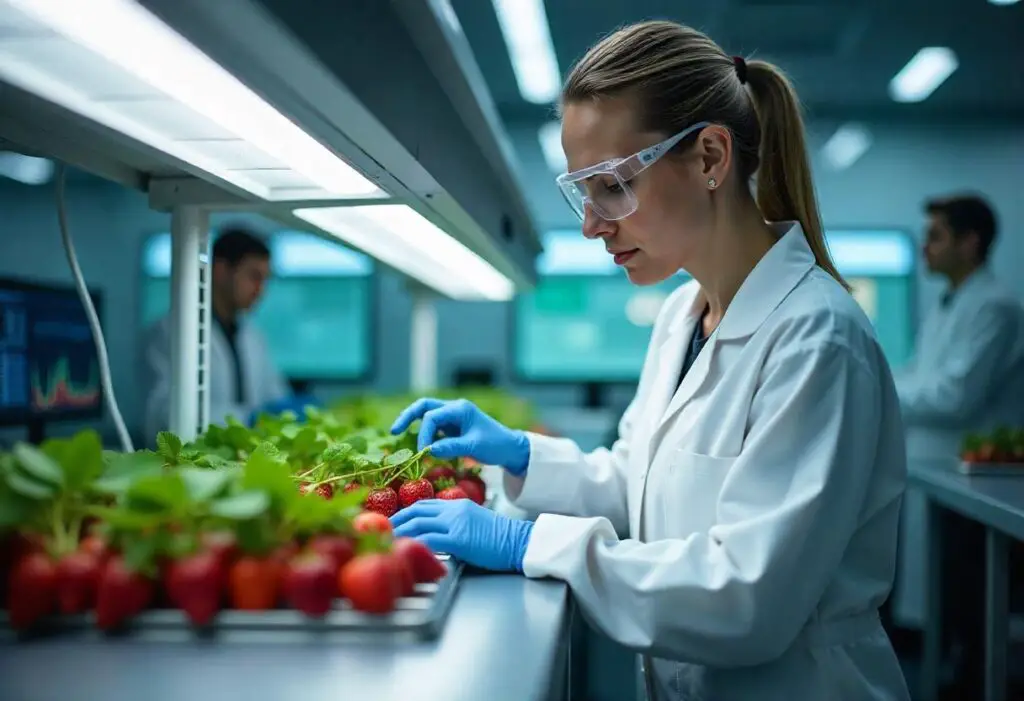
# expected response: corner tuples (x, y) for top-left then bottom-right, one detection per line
(56, 551), (102, 614)
(6, 551), (57, 629)
(95, 556), (155, 630)
(437, 485), (469, 500)
(365, 488), (399, 517)
(353, 511), (393, 536)
(338, 554), (400, 614)
(300, 482), (334, 500)
(425, 465), (456, 487)
(343, 482), (363, 494)
(392, 537), (447, 583)
(228, 556), (280, 611)
(387, 476), (406, 493)
(307, 534), (356, 573)
(165, 551), (224, 626)
(283, 552), (337, 617)
(79, 534), (111, 565)
(199, 531), (238, 567)
(457, 478), (485, 505)
(398, 478), (434, 508)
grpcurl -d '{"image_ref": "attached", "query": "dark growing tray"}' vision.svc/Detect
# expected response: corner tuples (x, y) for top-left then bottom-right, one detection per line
(0, 555), (463, 643)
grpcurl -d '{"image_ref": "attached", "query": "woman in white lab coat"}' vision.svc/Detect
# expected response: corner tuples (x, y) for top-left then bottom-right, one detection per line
(391, 20), (910, 701)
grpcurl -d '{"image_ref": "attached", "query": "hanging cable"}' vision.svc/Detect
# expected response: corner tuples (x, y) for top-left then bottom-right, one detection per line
(54, 164), (134, 453)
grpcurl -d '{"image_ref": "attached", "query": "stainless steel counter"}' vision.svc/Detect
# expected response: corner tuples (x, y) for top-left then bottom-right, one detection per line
(0, 573), (572, 701)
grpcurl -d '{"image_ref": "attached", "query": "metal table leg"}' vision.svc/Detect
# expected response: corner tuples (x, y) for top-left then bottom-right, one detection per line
(921, 499), (943, 701)
(985, 528), (1010, 701)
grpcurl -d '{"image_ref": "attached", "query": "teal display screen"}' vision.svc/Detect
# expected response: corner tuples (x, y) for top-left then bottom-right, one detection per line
(140, 231), (373, 380)
(514, 229), (916, 382)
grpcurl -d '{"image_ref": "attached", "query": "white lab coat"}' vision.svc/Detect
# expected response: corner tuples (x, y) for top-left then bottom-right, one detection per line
(505, 222), (911, 701)
(889, 268), (1024, 626)
(142, 314), (289, 440)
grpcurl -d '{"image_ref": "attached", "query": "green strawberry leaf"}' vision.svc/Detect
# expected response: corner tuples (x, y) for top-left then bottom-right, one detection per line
(125, 472), (189, 513)
(178, 467), (235, 502)
(156, 431), (184, 465)
(384, 448), (413, 466)
(93, 451), (165, 495)
(12, 443), (64, 488)
(209, 490), (270, 520)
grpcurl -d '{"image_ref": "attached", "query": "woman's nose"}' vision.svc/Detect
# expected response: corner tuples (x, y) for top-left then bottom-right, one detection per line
(581, 203), (614, 239)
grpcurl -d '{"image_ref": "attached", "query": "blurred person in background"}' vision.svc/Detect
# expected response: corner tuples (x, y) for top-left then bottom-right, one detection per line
(888, 194), (1024, 698)
(142, 226), (316, 440)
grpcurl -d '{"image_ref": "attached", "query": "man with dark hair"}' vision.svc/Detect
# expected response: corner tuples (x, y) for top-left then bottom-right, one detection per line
(143, 225), (305, 438)
(888, 194), (1024, 698)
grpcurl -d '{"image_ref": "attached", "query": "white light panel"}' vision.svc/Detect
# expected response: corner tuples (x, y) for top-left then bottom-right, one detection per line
(0, 0), (385, 202)
(538, 121), (566, 174)
(889, 47), (959, 103)
(294, 204), (515, 301)
(491, 0), (560, 104)
(822, 123), (871, 171)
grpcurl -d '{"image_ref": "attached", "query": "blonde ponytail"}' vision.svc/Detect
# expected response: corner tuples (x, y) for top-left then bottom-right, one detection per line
(744, 60), (847, 288)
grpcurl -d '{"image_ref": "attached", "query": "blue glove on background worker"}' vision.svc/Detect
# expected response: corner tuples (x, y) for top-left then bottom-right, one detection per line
(389, 398), (534, 572)
(248, 393), (321, 426)
(389, 397), (531, 476)
(391, 498), (534, 572)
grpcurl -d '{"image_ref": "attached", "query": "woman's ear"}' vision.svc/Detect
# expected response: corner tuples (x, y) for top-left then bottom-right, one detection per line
(696, 125), (734, 188)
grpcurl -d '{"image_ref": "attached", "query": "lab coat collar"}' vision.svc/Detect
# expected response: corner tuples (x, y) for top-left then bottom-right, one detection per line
(649, 222), (815, 441)
(945, 265), (993, 304)
(674, 221), (816, 342)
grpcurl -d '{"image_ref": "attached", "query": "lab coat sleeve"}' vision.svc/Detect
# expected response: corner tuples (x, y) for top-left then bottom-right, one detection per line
(144, 319), (250, 438)
(896, 301), (1020, 425)
(502, 401), (637, 535)
(521, 342), (885, 667)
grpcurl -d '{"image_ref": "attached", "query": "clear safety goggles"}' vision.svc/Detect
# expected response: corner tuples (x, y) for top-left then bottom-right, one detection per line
(555, 121), (710, 222)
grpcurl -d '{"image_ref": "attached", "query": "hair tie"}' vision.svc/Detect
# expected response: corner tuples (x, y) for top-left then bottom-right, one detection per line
(733, 55), (748, 85)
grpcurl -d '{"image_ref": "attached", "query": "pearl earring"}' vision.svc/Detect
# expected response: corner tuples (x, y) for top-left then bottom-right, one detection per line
(707, 177), (717, 189)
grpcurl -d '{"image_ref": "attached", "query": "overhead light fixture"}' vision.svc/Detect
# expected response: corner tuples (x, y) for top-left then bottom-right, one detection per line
(988, 0), (1019, 5)
(491, 0), (560, 104)
(888, 47), (958, 103)
(822, 123), (871, 171)
(0, 152), (54, 185)
(0, 0), (382, 201)
(294, 204), (515, 301)
(538, 121), (566, 173)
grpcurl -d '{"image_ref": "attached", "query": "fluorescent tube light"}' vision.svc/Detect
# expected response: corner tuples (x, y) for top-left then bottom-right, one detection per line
(294, 204), (515, 301)
(0, 0), (382, 201)
(491, 0), (560, 104)
(888, 47), (958, 103)
(538, 121), (566, 173)
(0, 153), (54, 185)
(822, 123), (871, 171)
(988, 0), (1019, 5)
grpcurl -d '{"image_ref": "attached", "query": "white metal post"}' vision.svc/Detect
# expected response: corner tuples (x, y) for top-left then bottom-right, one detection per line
(409, 287), (438, 392)
(168, 206), (210, 441)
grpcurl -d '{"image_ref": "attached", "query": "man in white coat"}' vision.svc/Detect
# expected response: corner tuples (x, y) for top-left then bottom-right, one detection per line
(142, 227), (293, 441)
(889, 194), (1024, 696)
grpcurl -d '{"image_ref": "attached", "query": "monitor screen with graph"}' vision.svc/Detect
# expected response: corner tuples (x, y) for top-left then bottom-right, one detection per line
(0, 277), (103, 426)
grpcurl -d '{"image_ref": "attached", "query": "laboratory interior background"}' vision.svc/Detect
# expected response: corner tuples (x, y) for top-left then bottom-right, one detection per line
(0, 0), (1022, 700)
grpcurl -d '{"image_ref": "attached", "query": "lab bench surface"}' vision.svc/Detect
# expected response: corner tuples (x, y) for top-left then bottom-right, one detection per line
(909, 459), (1024, 701)
(908, 459), (1024, 541)
(0, 574), (573, 701)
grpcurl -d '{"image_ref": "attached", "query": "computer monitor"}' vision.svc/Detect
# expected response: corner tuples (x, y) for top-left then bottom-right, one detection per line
(0, 277), (104, 442)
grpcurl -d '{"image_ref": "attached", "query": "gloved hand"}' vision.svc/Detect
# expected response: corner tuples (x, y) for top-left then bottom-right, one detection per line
(390, 398), (530, 476)
(390, 499), (534, 572)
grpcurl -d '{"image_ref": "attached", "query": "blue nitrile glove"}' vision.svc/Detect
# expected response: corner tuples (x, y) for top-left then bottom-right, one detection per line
(390, 398), (530, 476)
(391, 499), (534, 572)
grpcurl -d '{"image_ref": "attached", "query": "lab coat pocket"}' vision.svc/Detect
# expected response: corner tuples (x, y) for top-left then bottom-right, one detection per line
(647, 451), (735, 539)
